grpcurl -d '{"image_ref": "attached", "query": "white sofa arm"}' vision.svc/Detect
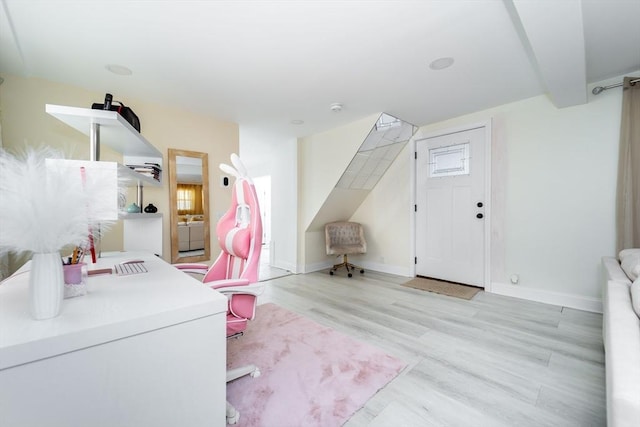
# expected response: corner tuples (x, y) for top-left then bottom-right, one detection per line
(603, 256), (632, 285)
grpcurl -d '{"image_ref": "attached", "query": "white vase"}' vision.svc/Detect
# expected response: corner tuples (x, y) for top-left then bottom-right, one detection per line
(29, 252), (64, 320)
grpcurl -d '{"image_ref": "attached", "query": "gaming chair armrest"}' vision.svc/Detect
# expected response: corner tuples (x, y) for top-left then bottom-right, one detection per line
(173, 263), (209, 275)
(213, 281), (264, 297)
(208, 278), (251, 289)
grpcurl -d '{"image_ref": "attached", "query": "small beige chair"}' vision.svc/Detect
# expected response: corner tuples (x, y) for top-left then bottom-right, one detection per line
(325, 221), (367, 277)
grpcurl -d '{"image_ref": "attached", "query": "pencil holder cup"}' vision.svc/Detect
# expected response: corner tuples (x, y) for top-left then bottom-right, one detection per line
(63, 263), (87, 298)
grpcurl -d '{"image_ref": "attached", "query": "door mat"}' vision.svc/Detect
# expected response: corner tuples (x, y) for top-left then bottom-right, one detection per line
(402, 277), (482, 300)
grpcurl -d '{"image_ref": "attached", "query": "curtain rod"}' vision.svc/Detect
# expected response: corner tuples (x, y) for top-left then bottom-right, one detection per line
(592, 78), (639, 95)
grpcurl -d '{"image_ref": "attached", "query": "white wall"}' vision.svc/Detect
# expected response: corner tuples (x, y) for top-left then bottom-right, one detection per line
(353, 72), (634, 312)
(351, 143), (413, 276)
(241, 72), (632, 312)
(240, 130), (298, 273)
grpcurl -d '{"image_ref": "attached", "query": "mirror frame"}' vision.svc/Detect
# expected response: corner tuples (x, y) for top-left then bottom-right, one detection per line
(168, 149), (211, 264)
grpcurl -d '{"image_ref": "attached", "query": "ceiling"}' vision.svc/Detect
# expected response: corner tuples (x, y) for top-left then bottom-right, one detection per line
(1, 0), (639, 141)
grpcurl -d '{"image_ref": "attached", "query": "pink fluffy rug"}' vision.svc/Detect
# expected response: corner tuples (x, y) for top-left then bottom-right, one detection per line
(226, 303), (406, 426)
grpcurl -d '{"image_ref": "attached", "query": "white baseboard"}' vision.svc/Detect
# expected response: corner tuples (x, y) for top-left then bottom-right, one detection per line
(304, 261), (332, 274)
(272, 259), (297, 274)
(490, 282), (603, 313)
(303, 260), (412, 277)
(360, 261), (412, 277)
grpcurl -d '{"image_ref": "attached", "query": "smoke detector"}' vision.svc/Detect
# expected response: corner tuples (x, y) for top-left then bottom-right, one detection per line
(105, 64), (133, 75)
(330, 103), (343, 112)
(429, 57), (454, 70)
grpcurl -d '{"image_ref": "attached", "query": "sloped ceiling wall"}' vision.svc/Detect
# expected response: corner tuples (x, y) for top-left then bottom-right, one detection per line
(304, 114), (417, 233)
(299, 114), (378, 234)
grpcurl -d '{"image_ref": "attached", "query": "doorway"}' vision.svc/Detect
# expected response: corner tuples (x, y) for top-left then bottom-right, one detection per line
(253, 175), (290, 281)
(253, 175), (271, 264)
(414, 124), (491, 288)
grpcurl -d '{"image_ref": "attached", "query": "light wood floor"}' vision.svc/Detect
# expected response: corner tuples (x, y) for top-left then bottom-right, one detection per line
(257, 269), (606, 427)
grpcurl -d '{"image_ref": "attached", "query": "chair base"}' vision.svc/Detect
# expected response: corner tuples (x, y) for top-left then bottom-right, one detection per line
(227, 364), (261, 382)
(329, 255), (365, 278)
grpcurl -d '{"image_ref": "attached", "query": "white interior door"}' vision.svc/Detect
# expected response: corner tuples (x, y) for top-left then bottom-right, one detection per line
(415, 127), (486, 287)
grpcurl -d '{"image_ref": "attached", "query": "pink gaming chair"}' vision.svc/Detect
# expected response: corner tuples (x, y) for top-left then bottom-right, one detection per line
(175, 154), (263, 425)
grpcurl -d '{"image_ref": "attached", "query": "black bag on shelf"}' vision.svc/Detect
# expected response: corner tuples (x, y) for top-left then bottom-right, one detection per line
(91, 93), (141, 132)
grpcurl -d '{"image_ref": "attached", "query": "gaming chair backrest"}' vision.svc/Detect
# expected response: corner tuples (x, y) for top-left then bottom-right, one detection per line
(203, 167), (262, 284)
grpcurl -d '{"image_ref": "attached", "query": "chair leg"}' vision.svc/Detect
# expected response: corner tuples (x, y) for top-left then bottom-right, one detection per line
(329, 255), (365, 277)
(227, 364), (261, 382)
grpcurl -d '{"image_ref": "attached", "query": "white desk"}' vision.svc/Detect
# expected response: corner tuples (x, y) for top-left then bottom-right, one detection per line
(0, 251), (227, 427)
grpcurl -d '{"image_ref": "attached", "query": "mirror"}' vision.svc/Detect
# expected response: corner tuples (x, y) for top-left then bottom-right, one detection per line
(168, 149), (211, 264)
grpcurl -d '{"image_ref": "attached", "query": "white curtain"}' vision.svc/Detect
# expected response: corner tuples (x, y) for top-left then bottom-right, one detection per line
(616, 77), (640, 251)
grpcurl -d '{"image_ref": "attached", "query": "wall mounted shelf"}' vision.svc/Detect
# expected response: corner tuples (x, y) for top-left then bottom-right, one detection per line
(45, 104), (162, 186)
(46, 104), (164, 256)
(119, 212), (163, 220)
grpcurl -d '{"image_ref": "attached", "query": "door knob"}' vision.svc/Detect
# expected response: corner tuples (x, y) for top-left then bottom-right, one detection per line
(476, 213), (484, 219)
(477, 202), (483, 208)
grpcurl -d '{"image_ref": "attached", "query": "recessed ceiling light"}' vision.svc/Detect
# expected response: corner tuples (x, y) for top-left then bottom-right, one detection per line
(291, 119), (304, 125)
(105, 64), (133, 75)
(330, 103), (343, 112)
(429, 57), (454, 70)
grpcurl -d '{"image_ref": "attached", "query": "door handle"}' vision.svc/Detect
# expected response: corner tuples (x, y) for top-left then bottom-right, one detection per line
(476, 213), (484, 219)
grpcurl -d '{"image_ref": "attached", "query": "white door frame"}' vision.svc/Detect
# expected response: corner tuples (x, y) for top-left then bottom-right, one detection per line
(410, 120), (492, 292)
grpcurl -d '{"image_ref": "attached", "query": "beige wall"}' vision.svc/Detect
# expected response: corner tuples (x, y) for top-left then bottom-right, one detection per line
(297, 113), (378, 271)
(350, 142), (413, 274)
(0, 74), (238, 273)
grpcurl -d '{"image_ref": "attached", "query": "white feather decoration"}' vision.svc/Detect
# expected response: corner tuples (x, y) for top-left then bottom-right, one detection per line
(0, 147), (121, 255)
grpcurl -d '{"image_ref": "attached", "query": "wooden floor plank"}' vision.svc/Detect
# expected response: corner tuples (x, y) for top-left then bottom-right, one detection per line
(257, 270), (606, 426)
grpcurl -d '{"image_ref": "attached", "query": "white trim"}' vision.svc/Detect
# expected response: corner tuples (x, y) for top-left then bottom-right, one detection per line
(273, 259), (297, 274)
(360, 261), (412, 277)
(483, 120), (492, 292)
(303, 260), (412, 277)
(409, 141), (417, 279)
(491, 282), (603, 313)
(411, 120), (493, 291)
(305, 261), (333, 273)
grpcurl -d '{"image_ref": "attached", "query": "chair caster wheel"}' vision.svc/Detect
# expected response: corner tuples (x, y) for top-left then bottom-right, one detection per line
(360, 269), (365, 274)
(348, 273), (353, 278)
(226, 402), (240, 425)
(227, 413), (240, 425)
(329, 271), (334, 275)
